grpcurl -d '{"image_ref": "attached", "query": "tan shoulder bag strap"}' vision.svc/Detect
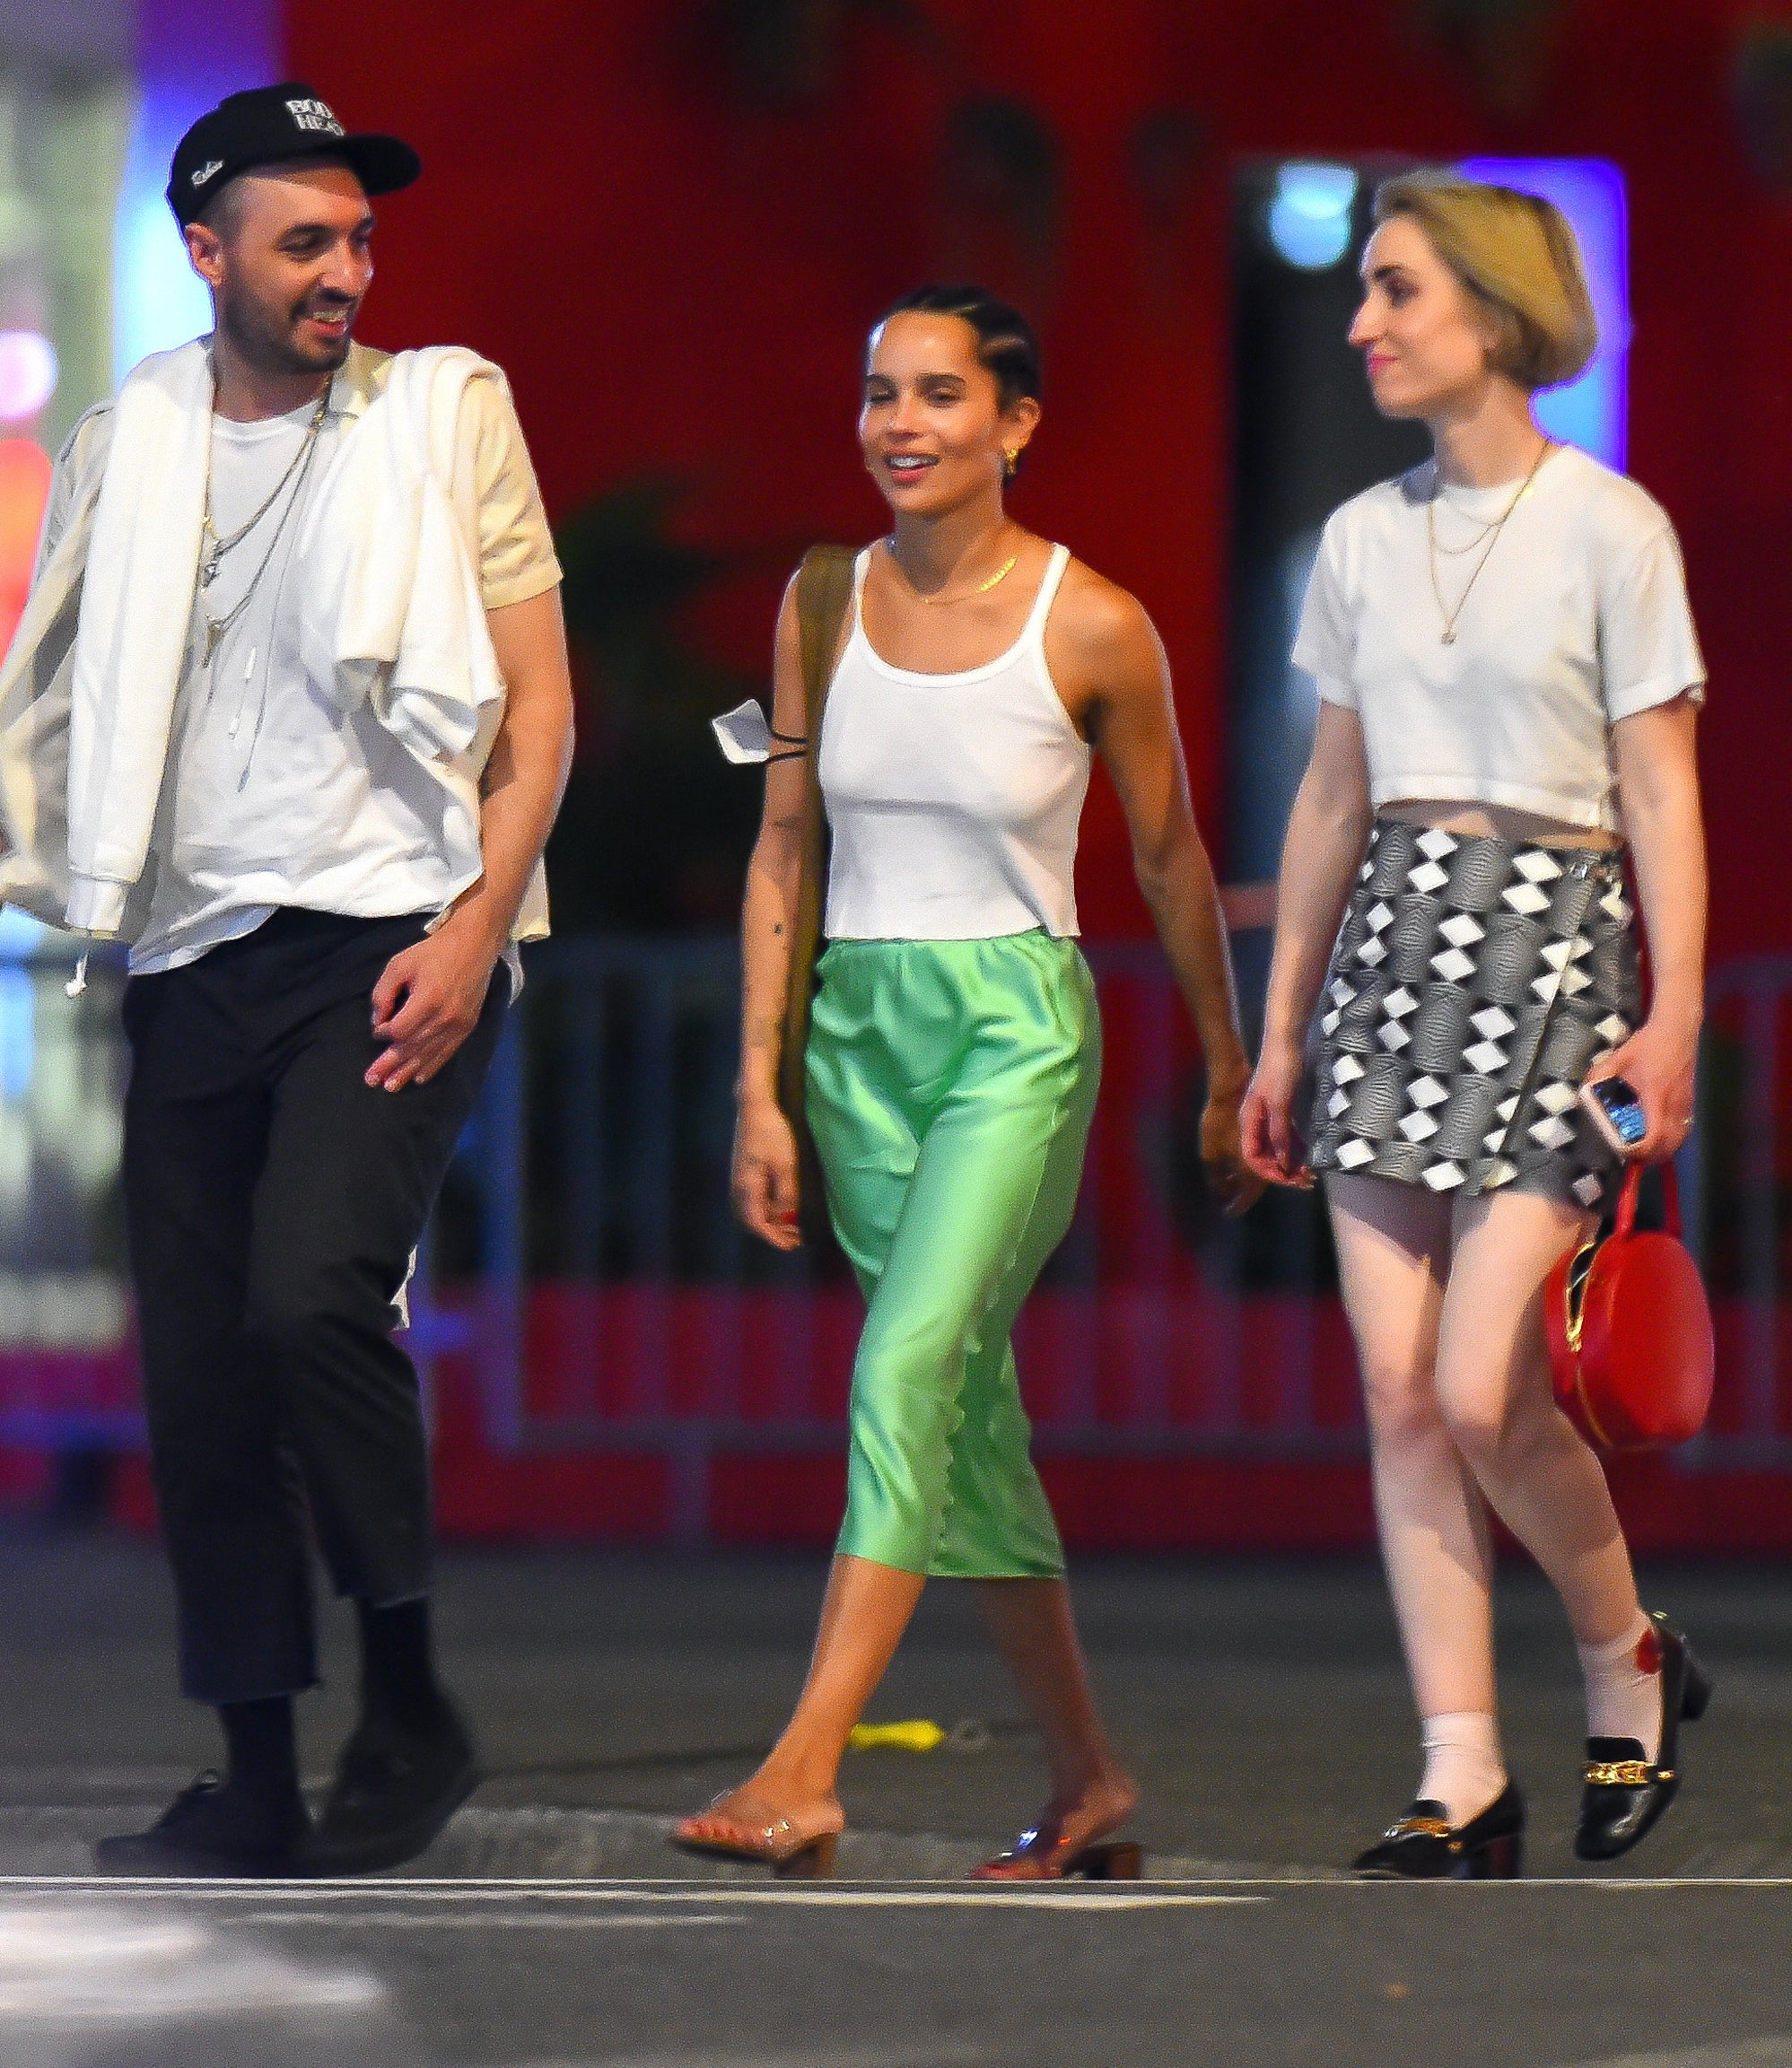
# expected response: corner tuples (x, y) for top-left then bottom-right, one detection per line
(779, 544), (857, 1231)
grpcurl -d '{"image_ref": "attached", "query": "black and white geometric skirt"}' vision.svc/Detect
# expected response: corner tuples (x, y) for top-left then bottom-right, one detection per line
(1306, 820), (1641, 1209)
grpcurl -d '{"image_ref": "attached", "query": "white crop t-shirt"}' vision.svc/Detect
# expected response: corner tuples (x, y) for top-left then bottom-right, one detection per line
(1292, 444), (1705, 833)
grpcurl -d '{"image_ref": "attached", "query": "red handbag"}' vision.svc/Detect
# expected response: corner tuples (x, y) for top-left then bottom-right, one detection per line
(1545, 1163), (1715, 1452)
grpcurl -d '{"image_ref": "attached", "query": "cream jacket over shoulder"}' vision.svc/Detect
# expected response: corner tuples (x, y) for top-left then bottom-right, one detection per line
(0, 338), (552, 946)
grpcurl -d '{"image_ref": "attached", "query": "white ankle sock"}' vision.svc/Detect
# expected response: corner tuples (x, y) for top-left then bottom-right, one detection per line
(1418, 1711), (1507, 1827)
(1578, 1612), (1662, 1757)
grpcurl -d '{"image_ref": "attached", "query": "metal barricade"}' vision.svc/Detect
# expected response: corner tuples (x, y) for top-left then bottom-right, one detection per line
(432, 934), (1361, 1538)
(1679, 953), (1792, 1468)
(433, 937), (1792, 1514)
(0, 945), (137, 1449)
(0, 933), (1783, 1510)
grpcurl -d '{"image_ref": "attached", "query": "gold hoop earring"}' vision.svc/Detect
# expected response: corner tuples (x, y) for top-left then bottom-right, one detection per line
(1003, 448), (1020, 480)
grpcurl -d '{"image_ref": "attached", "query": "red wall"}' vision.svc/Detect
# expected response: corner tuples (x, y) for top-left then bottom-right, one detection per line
(290, 0), (1792, 957)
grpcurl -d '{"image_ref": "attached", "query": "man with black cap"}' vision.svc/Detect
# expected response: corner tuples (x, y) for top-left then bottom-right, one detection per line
(0, 84), (573, 1875)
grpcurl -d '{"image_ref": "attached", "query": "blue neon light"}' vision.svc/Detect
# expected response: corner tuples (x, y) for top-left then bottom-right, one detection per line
(113, 5), (282, 386)
(0, 968), (32, 1099)
(114, 159), (213, 384)
(1459, 158), (1629, 471)
(1269, 164), (1360, 271)
(0, 910), (42, 963)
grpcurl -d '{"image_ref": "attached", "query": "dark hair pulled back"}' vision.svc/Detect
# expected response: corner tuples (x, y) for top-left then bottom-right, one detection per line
(876, 283), (1042, 411)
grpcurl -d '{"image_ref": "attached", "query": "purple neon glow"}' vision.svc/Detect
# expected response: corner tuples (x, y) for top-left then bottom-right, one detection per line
(1459, 158), (1629, 471)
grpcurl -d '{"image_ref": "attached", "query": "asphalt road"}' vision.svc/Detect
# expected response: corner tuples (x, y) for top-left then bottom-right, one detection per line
(3, 1534), (1789, 2064)
(8, 1875), (1792, 2068)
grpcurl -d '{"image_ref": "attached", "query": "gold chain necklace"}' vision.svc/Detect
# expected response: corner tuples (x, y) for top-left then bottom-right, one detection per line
(1427, 438), (1553, 645)
(1429, 505), (1503, 555)
(891, 537), (1021, 606)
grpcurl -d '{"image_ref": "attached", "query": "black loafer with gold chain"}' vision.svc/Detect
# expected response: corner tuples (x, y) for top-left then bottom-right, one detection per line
(1574, 1610), (1712, 1863)
(1351, 1781), (1525, 1880)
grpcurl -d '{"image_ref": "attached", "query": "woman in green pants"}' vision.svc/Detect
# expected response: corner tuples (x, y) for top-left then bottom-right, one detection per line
(677, 284), (1260, 1878)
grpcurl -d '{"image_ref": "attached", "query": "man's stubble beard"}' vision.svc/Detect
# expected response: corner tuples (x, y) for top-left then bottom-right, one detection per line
(217, 283), (355, 379)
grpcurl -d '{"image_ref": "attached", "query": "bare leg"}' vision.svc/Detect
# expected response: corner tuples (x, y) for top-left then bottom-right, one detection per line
(974, 1576), (1138, 1848)
(1329, 1175), (1495, 1718)
(676, 1554), (924, 1846)
(1436, 1190), (1644, 1652)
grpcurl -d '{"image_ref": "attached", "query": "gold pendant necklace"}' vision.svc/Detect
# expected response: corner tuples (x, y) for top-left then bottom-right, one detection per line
(1428, 437), (1553, 646)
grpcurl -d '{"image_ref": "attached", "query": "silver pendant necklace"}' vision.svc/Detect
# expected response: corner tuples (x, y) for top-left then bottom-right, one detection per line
(197, 414), (325, 670)
(198, 387), (329, 591)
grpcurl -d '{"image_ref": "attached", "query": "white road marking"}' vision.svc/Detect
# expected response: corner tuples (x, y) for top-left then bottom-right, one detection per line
(284, 1892), (1259, 1911)
(567, 2051), (991, 2068)
(0, 1878), (1259, 1909)
(3, 1872), (1789, 1897)
(0, 1767), (197, 1787)
(0, 1903), (382, 2021)
(232, 1911), (748, 1929)
(1560, 2043), (1792, 2068)
(546, 2052), (991, 2068)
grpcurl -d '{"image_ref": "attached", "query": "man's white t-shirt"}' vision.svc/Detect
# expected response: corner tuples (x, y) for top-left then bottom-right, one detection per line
(40, 362), (561, 975)
(1292, 443), (1705, 833)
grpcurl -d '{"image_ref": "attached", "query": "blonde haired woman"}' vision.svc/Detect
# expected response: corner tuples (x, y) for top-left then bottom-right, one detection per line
(1242, 173), (1712, 1876)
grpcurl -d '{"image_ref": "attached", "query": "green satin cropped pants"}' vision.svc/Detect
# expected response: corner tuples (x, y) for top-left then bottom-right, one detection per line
(806, 932), (1101, 1580)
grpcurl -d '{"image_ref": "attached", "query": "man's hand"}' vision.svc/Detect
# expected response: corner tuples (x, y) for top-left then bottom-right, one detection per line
(368, 912), (503, 1092)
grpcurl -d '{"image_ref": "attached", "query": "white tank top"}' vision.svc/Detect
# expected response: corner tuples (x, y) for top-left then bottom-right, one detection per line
(819, 543), (1090, 941)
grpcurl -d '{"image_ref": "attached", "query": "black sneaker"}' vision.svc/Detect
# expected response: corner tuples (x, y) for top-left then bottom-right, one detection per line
(94, 1772), (310, 1877)
(303, 1704), (480, 1875)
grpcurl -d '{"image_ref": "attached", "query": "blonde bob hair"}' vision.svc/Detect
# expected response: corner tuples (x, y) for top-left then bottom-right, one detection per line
(1373, 170), (1597, 391)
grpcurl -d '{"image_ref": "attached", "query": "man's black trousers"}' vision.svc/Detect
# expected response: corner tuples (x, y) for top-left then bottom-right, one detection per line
(121, 908), (508, 1704)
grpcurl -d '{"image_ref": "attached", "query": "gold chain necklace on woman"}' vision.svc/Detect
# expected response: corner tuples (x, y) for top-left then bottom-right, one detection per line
(1427, 437), (1553, 646)
(890, 534), (1021, 606)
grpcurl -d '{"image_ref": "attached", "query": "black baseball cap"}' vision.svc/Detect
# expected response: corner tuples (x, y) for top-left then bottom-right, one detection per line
(168, 82), (421, 228)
